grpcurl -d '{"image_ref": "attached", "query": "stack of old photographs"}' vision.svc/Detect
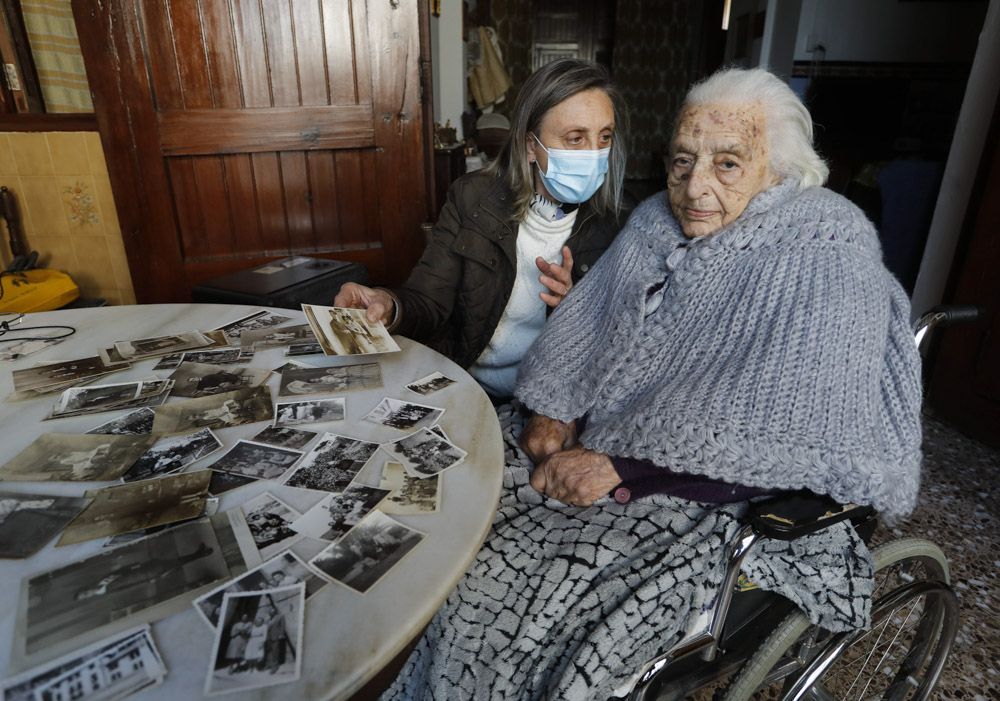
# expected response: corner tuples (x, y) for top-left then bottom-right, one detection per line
(46, 378), (174, 420)
(9, 355), (132, 399)
(1, 626), (167, 701)
(193, 551), (322, 695)
(301, 304), (400, 356)
(153, 346), (255, 370)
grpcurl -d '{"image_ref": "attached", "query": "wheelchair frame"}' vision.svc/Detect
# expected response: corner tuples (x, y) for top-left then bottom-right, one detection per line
(627, 306), (977, 701)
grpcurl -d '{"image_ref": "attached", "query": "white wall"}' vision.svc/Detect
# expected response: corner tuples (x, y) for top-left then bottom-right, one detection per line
(430, 0), (467, 140)
(794, 0), (986, 63)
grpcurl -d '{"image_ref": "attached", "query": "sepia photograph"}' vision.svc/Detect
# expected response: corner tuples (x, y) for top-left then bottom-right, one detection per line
(363, 397), (445, 431)
(21, 517), (247, 657)
(405, 371), (457, 396)
(87, 407), (156, 435)
(309, 510), (424, 594)
(204, 584), (304, 696)
(285, 342), (323, 357)
(274, 398), (346, 427)
(302, 304), (401, 356)
(239, 323), (315, 348)
(101, 497), (219, 549)
(284, 433), (379, 493)
(380, 427), (468, 479)
(241, 492), (302, 559)
(151, 386), (273, 434)
(1, 626), (166, 701)
(278, 362), (382, 397)
(194, 551), (323, 628)
(379, 462), (441, 515)
(290, 484), (391, 542)
(214, 309), (292, 343)
(1, 433), (158, 482)
(57, 470), (213, 546)
(208, 470), (256, 496)
(251, 425), (317, 450)
(121, 428), (223, 482)
(50, 381), (140, 416)
(167, 362), (271, 398)
(12, 355), (126, 394)
(209, 441), (303, 481)
(0, 492), (90, 558)
(113, 331), (212, 360)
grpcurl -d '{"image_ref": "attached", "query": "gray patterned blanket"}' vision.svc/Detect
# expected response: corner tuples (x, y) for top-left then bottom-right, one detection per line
(382, 404), (873, 701)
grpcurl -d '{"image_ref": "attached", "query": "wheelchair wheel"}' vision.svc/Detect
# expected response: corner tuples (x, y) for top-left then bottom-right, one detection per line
(721, 538), (956, 701)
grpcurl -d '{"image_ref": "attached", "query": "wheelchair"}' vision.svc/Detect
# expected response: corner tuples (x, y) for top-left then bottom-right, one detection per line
(627, 306), (977, 701)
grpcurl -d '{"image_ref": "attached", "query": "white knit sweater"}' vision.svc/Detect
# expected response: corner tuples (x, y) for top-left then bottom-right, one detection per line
(469, 207), (577, 396)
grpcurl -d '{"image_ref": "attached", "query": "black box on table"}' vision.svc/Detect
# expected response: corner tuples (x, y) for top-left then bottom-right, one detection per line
(192, 257), (369, 310)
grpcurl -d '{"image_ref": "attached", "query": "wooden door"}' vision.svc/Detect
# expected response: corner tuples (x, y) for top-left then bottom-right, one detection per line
(74, 0), (432, 302)
(926, 100), (1000, 448)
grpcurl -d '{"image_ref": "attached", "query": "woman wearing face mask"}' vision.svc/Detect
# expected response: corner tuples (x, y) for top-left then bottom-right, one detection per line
(334, 58), (631, 399)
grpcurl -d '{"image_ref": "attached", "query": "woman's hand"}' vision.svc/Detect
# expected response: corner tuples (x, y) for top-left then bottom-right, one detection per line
(519, 413), (577, 464)
(333, 283), (395, 325)
(530, 447), (621, 506)
(536, 245), (574, 308)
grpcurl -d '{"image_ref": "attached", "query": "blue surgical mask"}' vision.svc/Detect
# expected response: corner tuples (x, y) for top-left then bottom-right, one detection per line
(532, 134), (610, 204)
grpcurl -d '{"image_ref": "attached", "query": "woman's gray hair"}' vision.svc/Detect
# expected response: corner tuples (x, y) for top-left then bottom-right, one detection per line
(487, 59), (628, 218)
(682, 68), (829, 189)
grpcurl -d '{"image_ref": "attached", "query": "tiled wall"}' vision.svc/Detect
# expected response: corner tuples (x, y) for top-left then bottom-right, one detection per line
(0, 131), (135, 305)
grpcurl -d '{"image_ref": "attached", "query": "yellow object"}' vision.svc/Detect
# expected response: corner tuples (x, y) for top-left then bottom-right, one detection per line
(0, 269), (79, 313)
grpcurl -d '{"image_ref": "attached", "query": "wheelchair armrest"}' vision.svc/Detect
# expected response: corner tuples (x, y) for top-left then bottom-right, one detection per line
(746, 490), (875, 540)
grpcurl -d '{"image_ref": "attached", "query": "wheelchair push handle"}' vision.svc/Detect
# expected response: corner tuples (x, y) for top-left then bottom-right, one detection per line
(914, 304), (983, 354)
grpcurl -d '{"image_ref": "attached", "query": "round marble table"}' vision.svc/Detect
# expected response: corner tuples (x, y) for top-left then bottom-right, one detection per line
(0, 303), (504, 700)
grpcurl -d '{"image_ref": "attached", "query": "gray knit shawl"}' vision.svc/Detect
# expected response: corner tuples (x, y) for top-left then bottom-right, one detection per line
(514, 180), (923, 520)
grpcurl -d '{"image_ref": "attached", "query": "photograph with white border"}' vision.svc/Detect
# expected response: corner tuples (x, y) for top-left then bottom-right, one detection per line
(121, 428), (222, 482)
(241, 492), (303, 559)
(405, 371), (457, 395)
(208, 441), (303, 481)
(86, 407), (155, 435)
(278, 363), (382, 397)
(362, 397), (444, 431)
(251, 425), (317, 450)
(309, 511), (424, 593)
(380, 427), (467, 479)
(214, 309), (292, 344)
(289, 484), (391, 541)
(283, 433), (379, 493)
(274, 398), (345, 427)
(204, 583), (304, 696)
(302, 304), (400, 356)
(378, 461), (441, 515)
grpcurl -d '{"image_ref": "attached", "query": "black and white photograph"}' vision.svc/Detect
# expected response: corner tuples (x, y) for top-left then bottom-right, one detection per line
(167, 362), (271, 398)
(0, 492), (90, 558)
(214, 309), (292, 343)
(278, 362), (382, 397)
(274, 398), (346, 426)
(363, 397), (445, 431)
(284, 433), (379, 493)
(251, 425), (317, 450)
(309, 510), (424, 594)
(153, 345), (250, 370)
(379, 462), (441, 515)
(405, 371), (457, 396)
(290, 484), (391, 541)
(101, 496), (219, 549)
(12, 355), (126, 394)
(273, 359), (313, 374)
(86, 407), (156, 435)
(208, 470), (256, 496)
(21, 517), (247, 657)
(204, 584), (304, 696)
(0, 433), (158, 482)
(194, 551), (323, 628)
(113, 331), (212, 360)
(239, 323), (315, 348)
(50, 379), (174, 420)
(1, 626), (166, 701)
(380, 427), (468, 479)
(57, 470), (213, 546)
(302, 304), (401, 356)
(150, 386), (274, 434)
(209, 441), (303, 481)
(428, 424), (452, 442)
(285, 342), (323, 356)
(241, 492), (302, 558)
(121, 428), (223, 482)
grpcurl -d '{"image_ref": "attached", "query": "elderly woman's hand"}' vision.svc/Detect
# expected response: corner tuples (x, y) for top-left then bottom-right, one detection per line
(519, 413), (577, 464)
(536, 245), (574, 308)
(530, 447), (621, 506)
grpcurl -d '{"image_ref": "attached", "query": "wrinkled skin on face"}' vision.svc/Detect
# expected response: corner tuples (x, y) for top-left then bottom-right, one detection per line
(667, 102), (776, 238)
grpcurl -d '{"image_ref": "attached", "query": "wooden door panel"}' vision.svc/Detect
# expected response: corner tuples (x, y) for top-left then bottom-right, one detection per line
(77, 0), (430, 301)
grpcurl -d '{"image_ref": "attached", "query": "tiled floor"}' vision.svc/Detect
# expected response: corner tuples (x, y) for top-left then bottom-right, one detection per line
(684, 414), (999, 700)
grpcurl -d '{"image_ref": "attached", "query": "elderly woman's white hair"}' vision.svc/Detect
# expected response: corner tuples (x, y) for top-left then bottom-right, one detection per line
(683, 68), (829, 189)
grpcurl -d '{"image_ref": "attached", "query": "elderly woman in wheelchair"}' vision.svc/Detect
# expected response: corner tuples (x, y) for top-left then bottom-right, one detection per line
(383, 68), (957, 701)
